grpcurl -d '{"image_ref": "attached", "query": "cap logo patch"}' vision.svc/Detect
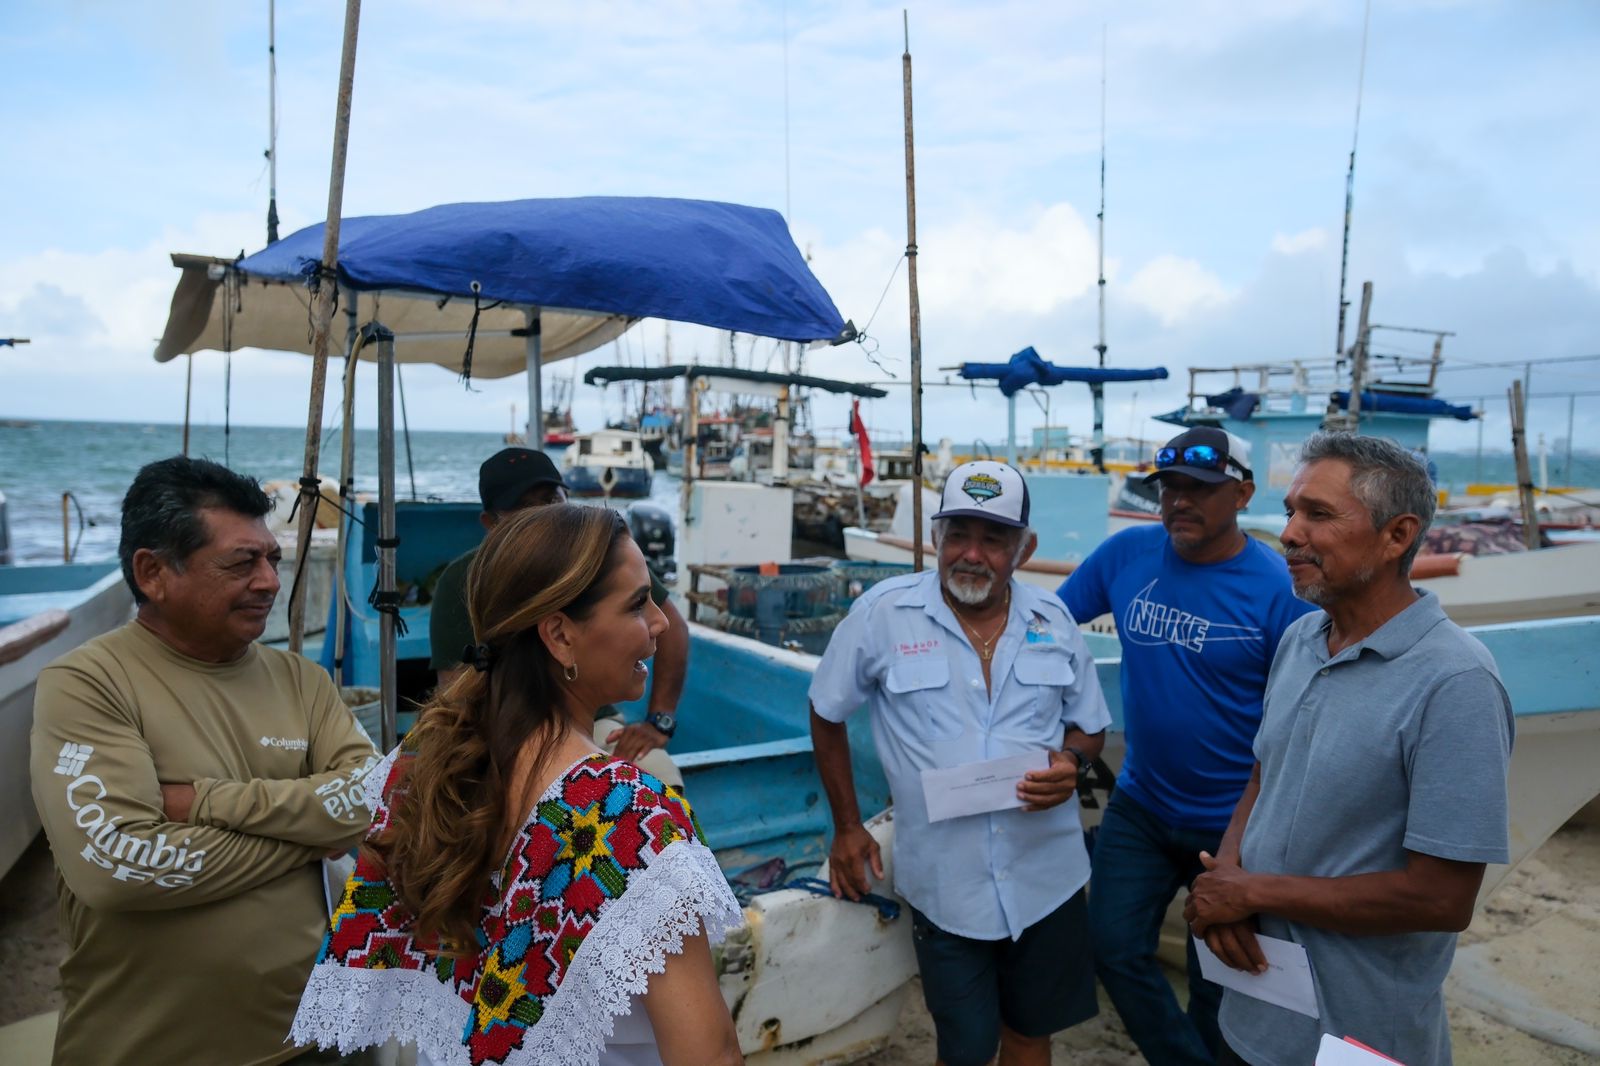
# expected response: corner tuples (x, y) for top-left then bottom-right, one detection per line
(962, 473), (1003, 504)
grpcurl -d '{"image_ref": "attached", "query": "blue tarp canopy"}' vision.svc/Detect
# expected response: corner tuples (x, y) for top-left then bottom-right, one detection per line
(958, 346), (1169, 397)
(235, 196), (849, 344)
(1331, 390), (1476, 421)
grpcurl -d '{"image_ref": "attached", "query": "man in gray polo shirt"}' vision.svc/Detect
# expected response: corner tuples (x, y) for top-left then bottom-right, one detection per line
(1184, 431), (1513, 1066)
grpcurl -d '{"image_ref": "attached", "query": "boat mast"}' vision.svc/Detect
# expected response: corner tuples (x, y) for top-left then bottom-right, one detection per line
(266, 0), (280, 244)
(901, 10), (925, 571)
(1094, 26), (1107, 370)
(1335, 0), (1371, 363)
(781, 0), (796, 380)
(1090, 26), (1108, 472)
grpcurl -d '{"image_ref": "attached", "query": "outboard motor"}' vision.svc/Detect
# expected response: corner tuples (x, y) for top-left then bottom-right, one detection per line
(625, 501), (676, 585)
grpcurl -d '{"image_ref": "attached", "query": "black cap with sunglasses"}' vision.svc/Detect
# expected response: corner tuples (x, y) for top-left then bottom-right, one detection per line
(1143, 427), (1254, 485)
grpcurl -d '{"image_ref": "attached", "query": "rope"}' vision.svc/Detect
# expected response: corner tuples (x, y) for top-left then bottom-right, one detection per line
(781, 877), (901, 922)
(456, 281), (502, 389)
(283, 476), (326, 622)
(222, 267), (236, 466)
(367, 534), (408, 637)
(299, 262), (341, 345)
(397, 363), (418, 500)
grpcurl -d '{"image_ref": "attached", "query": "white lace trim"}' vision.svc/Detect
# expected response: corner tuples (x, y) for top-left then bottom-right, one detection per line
(361, 746), (402, 818)
(289, 839), (744, 1066)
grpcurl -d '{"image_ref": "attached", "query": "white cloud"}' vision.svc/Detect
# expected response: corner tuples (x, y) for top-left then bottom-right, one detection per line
(0, 210), (264, 371)
(1271, 228), (1327, 255)
(919, 203), (1101, 321)
(1122, 255), (1232, 326)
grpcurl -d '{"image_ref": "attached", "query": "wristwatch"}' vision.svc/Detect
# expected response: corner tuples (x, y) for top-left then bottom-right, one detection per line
(1064, 746), (1091, 773)
(646, 712), (677, 739)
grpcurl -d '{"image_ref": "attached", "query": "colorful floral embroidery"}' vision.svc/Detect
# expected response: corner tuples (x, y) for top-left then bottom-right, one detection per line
(315, 753), (704, 1065)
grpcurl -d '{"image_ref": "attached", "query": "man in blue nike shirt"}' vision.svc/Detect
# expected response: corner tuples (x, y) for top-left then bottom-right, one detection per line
(1058, 427), (1314, 1065)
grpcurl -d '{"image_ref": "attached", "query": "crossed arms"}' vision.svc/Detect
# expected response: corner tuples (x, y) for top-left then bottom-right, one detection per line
(32, 662), (376, 912)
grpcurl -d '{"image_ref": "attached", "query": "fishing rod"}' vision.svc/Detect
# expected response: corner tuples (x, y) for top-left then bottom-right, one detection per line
(266, 0), (279, 244)
(1334, 0), (1372, 363)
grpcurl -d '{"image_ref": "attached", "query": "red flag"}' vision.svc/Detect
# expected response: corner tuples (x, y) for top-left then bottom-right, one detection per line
(850, 399), (875, 487)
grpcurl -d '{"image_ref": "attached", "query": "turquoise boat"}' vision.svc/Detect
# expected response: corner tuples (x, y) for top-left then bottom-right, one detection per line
(0, 560), (132, 878)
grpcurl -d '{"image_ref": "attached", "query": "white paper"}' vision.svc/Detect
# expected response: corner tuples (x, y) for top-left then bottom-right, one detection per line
(1315, 1033), (1404, 1064)
(323, 853), (356, 916)
(920, 751), (1049, 822)
(1193, 932), (1319, 1019)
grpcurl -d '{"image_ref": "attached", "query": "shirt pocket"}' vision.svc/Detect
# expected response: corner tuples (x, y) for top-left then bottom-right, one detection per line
(1011, 649), (1077, 729)
(885, 657), (961, 740)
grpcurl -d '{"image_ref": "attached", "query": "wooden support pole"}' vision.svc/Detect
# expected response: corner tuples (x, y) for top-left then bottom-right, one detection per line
(902, 11), (925, 572)
(288, 0), (362, 654)
(1509, 380), (1541, 552)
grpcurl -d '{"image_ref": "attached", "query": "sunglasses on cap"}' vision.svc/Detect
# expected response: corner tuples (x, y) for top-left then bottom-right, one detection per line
(1155, 444), (1252, 479)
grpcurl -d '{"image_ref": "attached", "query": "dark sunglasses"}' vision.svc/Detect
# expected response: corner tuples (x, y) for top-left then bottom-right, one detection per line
(1155, 444), (1252, 479)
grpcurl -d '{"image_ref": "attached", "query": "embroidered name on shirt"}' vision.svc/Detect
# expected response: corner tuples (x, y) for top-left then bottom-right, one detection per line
(897, 639), (941, 656)
(1122, 580), (1263, 652)
(260, 735), (309, 751)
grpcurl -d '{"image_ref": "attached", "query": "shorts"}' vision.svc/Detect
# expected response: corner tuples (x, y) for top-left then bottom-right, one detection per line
(910, 887), (1097, 1066)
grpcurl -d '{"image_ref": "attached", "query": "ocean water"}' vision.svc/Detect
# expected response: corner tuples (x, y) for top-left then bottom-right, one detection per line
(0, 419), (683, 566)
(2, 419), (1596, 566)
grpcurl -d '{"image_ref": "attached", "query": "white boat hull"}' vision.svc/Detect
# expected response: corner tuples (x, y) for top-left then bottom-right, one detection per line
(732, 810), (917, 1063)
(0, 570), (132, 877)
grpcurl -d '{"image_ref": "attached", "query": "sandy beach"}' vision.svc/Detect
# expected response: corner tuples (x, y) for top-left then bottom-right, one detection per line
(4, 816), (1597, 1063)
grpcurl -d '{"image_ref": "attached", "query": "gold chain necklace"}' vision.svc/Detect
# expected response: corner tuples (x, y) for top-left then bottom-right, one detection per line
(944, 585), (1011, 662)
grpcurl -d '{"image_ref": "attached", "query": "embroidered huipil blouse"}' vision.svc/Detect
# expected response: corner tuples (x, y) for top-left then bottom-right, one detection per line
(290, 751), (742, 1066)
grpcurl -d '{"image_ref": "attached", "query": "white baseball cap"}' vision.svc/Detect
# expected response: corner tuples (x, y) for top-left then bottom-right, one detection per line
(933, 460), (1031, 529)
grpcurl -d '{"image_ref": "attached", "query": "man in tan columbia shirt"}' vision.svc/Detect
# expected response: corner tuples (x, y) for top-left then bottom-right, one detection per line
(30, 456), (377, 1066)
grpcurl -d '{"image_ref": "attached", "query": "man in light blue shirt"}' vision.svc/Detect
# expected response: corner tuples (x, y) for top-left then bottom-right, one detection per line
(1186, 432), (1513, 1066)
(810, 460), (1111, 1066)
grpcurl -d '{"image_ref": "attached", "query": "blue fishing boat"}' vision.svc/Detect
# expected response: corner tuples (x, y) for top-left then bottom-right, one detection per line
(0, 559), (132, 878)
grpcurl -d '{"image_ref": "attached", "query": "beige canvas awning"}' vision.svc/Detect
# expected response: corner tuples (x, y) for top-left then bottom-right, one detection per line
(153, 254), (636, 378)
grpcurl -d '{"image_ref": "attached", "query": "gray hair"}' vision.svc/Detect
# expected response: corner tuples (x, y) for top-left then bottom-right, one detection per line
(1297, 431), (1436, 575)
(930, 516), (1035, 567)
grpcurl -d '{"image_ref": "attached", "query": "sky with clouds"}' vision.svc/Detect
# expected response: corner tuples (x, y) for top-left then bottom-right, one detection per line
(3, 0), (1598, 456)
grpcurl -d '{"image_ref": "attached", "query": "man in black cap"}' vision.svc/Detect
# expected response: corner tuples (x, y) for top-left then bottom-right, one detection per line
(428, 447), (689, 775)
(1056, 427), (1315, 1066)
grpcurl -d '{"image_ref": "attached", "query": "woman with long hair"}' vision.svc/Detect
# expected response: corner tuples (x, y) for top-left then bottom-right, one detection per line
(291, 504), (744, 1066)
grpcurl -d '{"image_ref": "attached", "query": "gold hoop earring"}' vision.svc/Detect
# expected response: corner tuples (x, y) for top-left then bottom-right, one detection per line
(563, 662), (578, 682)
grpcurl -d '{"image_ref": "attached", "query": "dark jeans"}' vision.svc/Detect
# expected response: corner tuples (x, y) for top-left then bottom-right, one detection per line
(1215, 1038), (1250, 1065)
(1088, 789), (1225, 1066)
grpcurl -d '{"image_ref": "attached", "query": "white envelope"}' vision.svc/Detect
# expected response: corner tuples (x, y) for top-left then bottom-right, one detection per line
(920, 751), (1049, 822)
(1193, 932), (1319, 1019)
(323, 853), (356, 916)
